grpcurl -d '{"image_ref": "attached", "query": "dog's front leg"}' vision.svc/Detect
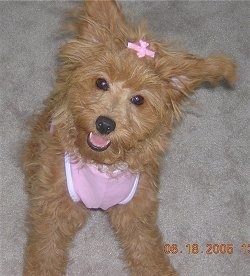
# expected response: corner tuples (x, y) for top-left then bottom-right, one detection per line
(108, 173), (177, 276)
(23, 192), (87, 276)
(23, 150), (88, 276)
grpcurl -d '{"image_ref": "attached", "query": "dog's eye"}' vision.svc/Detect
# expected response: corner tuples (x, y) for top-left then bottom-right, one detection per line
(130, 95), (144, 106)
(96, 78), (109, 91)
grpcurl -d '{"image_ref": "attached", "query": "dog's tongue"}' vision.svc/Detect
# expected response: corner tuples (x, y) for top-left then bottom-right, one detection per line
(87, 132), (111, 151)
(90, 132), (109, 147)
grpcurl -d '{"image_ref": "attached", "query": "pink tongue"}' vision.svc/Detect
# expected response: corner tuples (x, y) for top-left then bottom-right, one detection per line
(89, 132), (110, 147)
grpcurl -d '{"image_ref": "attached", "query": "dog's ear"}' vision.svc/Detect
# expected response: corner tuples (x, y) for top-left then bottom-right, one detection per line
(155, 52), (236, 119)
(66, 0), (126, 43)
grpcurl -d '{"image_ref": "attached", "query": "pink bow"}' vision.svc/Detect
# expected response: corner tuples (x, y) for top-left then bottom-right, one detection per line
(127, 40), (155, 58)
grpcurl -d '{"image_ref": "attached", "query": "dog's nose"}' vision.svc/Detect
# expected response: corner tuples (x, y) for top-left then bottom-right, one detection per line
(95, 116), (116, 135)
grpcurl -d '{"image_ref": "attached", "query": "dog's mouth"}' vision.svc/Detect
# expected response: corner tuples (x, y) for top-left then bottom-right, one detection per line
(87, 132), (111, 152)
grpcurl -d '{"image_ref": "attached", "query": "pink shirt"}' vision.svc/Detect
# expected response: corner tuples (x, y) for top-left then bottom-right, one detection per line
(64, 155), (140, 210)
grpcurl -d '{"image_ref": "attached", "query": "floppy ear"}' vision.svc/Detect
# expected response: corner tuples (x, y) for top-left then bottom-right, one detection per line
(155, 52), (236, 119)
(65, 0), (126, 43)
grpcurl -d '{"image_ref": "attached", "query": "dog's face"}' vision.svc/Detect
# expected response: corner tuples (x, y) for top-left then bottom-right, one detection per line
(51, 0), (235, 167)
(63, 46), (170, 166)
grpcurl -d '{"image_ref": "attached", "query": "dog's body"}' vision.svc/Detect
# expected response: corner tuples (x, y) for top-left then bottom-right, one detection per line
(22, 1), (236, 275)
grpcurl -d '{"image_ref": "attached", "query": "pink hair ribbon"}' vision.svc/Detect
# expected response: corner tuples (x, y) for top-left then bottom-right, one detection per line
(127, 40), (155, 58)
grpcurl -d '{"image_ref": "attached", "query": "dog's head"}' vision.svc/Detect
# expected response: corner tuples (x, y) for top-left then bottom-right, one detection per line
(51, 0), (236, 169)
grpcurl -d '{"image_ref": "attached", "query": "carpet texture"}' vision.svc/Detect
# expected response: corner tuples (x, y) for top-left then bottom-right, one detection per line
(0, 1), (249, 275)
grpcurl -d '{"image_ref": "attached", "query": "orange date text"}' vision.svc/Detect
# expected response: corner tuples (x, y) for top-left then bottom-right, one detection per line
(163, 243), (250, 255)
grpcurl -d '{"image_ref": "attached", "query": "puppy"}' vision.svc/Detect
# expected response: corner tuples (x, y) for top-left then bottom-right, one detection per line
(22, 1), (236, 275)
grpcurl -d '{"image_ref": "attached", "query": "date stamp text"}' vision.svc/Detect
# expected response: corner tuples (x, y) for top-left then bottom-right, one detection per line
(163, 243), (250, 255)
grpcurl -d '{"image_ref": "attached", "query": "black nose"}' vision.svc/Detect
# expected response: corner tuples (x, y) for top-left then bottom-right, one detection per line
(95, 116), (116, 135)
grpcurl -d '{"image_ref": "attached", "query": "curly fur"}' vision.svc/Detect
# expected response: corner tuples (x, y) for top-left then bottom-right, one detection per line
(22, 1), (236, 275)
